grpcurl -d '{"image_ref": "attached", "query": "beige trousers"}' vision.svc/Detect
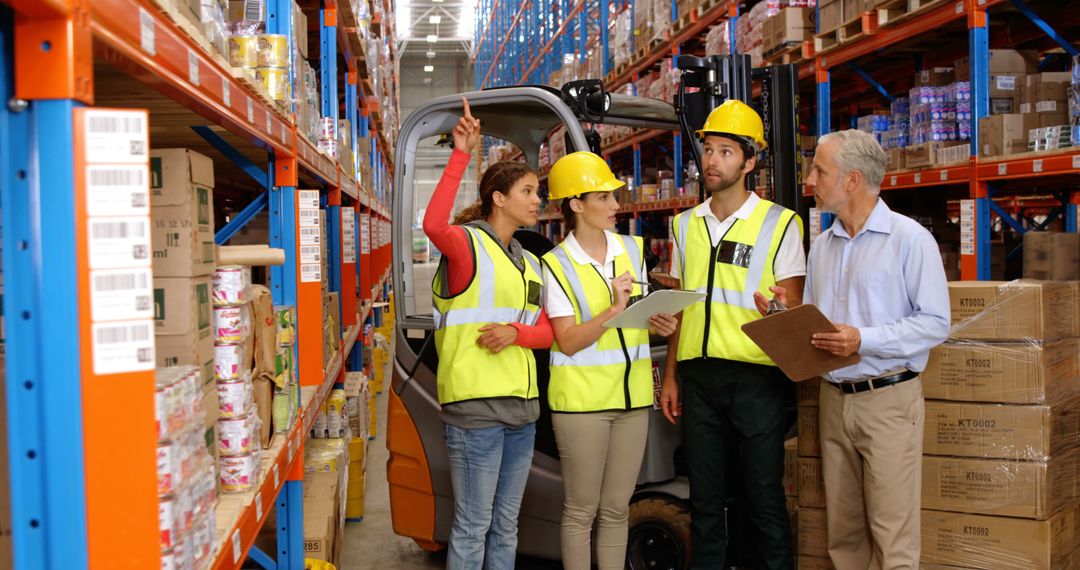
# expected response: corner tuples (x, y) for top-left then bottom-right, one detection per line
(819, 378), (924, 570)
(552, 409), (649, 570)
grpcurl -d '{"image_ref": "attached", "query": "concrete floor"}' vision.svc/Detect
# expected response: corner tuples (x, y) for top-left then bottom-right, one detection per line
(339, 333), (560, 570)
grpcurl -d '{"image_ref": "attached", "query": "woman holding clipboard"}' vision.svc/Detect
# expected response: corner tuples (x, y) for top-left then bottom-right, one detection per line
(422, 98), (553, 569)
(539, 151), (678, 570)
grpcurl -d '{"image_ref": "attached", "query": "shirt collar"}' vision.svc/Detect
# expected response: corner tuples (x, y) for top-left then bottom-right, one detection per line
(694, 192), (760, 223)
(829, 198), (893, 239)
(564, 230), (624, 267)
(467, 220), (523, 266)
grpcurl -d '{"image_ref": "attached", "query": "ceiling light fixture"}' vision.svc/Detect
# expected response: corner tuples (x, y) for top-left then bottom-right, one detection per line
(429, 15), (441, 24)
(426, 50), (436, 59)
(426, 34), (438, 43)
(424, 65), (434, 72)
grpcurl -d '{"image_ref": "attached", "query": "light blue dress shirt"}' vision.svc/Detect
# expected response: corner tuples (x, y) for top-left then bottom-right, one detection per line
(804, 199), (951, 382)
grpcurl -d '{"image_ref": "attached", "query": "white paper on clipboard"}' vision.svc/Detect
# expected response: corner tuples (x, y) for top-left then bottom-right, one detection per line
(603, 290), (705, 329)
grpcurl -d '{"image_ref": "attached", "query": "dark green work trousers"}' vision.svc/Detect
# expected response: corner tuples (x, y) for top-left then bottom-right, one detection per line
(679, 357), (794, 570)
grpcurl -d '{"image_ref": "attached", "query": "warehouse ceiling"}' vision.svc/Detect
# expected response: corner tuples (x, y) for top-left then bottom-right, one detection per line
(395, 0), (475, 56)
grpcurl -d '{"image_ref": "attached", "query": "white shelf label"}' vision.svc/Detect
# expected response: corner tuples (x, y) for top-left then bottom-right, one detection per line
(300, 245), (321, 264)
(91, 320), (155, 375)
(232, 531), (242, 563)
(255, 492), (263, 521)
(890, 176), (897, 186)
(187, 49), (199, 86)
(299, 226), (321, 246)
(139, 8), (155, 55)
(90, 268), (153, 322)
(301, 263), (322, 283)
(960, 199), (975, 213)
(914, 173), (921, 184)
(86, 165), (150, 216)
(995, 75), (1016, 91)
(360, 214), (371, 254)
(299, 208), (320, 227)
(288, 436), (297, 460)
(961, 231), (976, 244)
(960, 221), (975, 233)
(956, 2), (964, 14)
(1072, 155), (1080, 169)
(83, 110), (148, 164)
(998, 163), (1007, 175)
(273, 464), (280, 488)
(1033, 159), (1043, 173)
(940, 170), (949, 181)
(223, 81), (231, 108)
(266, 111), (272, 134)
(299, 190), (320, 209)
(247, 98), (254, 123)
(961, 243), (975, 255)
(342, 210), (357, 263)
(88, 217), (151, 269)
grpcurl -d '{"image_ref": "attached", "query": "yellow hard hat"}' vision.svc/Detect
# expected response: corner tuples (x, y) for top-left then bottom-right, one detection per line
(547, 151), (624, 201)
(695, 99), (767, 152)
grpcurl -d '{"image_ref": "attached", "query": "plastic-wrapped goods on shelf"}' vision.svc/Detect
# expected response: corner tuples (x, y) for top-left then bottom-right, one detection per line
(920, 507), (1080, 570)
(610, 9), (633, 70)
(211, 265), (251, 306)
(947, 280), (1078, 342)
(921, 452), (1080, 519)
(704, 20), (730, 56)
(923, 399), (1080, 461)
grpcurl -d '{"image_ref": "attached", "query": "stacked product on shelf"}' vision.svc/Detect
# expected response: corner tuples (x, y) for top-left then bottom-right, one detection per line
(305, 414), (353, 565)
(794, 378), (830, 569)
(344, 371), (372, 521)
(1022, 232), (1080, 282)
(272, 306), (299, 434)
(918, 280), (1080, 569)
(157, 366), (219, 570)
(761, 3), (815, 57)
(212, 266), (263, 494)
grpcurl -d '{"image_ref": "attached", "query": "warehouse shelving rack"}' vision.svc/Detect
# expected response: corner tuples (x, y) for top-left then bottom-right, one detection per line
(475, 0), (1080, 279)
(0, 0), (395, 567)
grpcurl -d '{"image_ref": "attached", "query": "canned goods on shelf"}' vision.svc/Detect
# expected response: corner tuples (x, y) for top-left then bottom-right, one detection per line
(214, 305), (249, 343)
(318, 117), (336, 141)
(159, 495), (180, 549)
(256, 34), (289, 68)
(212, 266), (250, 306)
(228, 35), (258, 68)
(160, 548), (177, 570)
(219, 452), (256, 493)
(156, 441), (177, 496)
(218, 413), (255, 456)
(256, 67), (290, 101)
(214, 343), (248, 380)
(217, 378), (253, 418)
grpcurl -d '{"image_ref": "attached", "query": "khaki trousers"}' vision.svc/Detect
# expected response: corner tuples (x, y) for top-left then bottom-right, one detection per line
(819, 377), (924, 570)
(552, 409), (649, 570)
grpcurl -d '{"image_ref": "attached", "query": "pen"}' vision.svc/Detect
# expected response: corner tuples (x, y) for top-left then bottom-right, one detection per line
(609, 278), (650, 286)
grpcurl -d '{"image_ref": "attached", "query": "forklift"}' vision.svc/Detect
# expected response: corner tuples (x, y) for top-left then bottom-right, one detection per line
(386, 54), (802, 569)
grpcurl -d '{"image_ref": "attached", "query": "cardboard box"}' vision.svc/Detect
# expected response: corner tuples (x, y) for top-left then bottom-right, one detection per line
(303, 512), (334, 561)
(956, 49), (1038, 81)
(797, 377), (821, 406)
(784, 438), (799, 497)
(1021, 72), (1072, 106)
(989, 73), (1023, 100)
(916, 67), (955, 88)
(923, 400), (1080, 461)
(979, 114), (1029, 157)
(228, 0), (265, 22)
(796, 508), (828, 559)
(798, 556), (836, 570)
(798, 457), (825, 509)
(991, 97), (1017, 115)
(292, 1), (307, 58)
(156, 331), (214, 391)
(150, 149), (215, 277)
(922, 454), (1079, 519)
(922, 340), (1080, 406)
(153, 276), (211, 336)
(904, 142), (940, 169)
(1024, 233), (1080, 281)
(887, 147), (905, 171)
(771, 8), (815, 48)
(818, 0), (841, 32)
(798, 406), (821, 457)
(921, 507), (1080, 570)
(1070, 282), (1080, 338)
(948, 280), (1076, 341)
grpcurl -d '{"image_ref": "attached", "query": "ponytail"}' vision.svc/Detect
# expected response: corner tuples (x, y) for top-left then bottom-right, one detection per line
(452, 160), (535, 226)
(453, 200), (487, 225)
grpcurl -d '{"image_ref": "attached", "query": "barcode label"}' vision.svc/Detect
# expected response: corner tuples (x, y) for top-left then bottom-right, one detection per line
(301, 263), (321, 283)
(299, 227), (321, 245)
(188, 49), (200, 86)
(90, 268), (153, 321)
(232, 531), (242, 563)
(343, 241), (356, 264)
(223, 81), (231, 108)
(91, 320), (155, 374)
(247, 98), (254, 123)
(299, 208), (320, 227)
(244, 0), (262, 21)
(83, 110), (148, 164)
(300, 245), (321, 263)
(360, 214), (371, 254)
(998, 163), (1007, 175)
(93, 270), (149, 291)
(88, 217), (152, 269)
(140, 8), (155, 55)
(86, 165), (149, 216)
(299, 191), (320, 208)
(1033, 159), (1043, 173)
(960, 243), (975, 255)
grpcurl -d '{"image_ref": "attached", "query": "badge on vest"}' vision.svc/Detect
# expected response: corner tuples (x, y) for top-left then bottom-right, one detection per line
(526, 280), (543, 306)
(716, 240), (753, 269)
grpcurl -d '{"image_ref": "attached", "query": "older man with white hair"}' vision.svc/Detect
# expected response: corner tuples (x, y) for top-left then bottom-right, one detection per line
(756, 129), (950, 570)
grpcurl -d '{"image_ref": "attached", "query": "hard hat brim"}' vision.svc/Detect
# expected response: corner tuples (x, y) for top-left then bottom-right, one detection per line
(552, 177), (625, 202)
(695, 130), (767, 151)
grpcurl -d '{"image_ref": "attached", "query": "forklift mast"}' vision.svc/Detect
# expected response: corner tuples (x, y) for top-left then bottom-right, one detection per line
(675, 55), (803, 219)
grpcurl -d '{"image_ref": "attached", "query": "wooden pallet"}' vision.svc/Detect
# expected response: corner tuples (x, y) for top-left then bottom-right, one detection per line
(813, 26), (840, 54)
(876, 0), (953, 29)
(698, 0), (725, 14)
(764, 42), (805, 65)
(673, 7), (699, 35)
(632, 36), (665, 64)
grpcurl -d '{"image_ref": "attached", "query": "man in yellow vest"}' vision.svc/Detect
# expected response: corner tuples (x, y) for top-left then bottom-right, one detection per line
(659, 100), (806, 569)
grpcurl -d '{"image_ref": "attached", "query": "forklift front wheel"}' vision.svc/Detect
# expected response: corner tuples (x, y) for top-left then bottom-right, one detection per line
(626, 496), (691, 570)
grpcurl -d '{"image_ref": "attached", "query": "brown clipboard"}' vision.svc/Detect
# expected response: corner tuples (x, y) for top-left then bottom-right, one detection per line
(741, 304), (861, 381)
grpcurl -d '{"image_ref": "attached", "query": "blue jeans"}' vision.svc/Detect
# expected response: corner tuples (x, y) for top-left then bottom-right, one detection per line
(444, 422), (536, 570)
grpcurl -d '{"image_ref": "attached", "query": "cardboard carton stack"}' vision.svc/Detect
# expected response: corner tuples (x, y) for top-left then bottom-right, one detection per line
(762, 5), (815, 55)
(794, 377), (834, 569)
(1023, 232), (1080, 282)
(919, 280), (1080, 569)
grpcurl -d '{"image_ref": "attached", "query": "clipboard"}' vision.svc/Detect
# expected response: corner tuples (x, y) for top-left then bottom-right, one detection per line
(741, 304), (860, 381)
(603, 290), (705, 329)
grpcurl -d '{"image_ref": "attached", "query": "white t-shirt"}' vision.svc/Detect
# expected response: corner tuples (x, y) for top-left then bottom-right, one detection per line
(543, 230), (650, 319)
(669, 193), (806, 282)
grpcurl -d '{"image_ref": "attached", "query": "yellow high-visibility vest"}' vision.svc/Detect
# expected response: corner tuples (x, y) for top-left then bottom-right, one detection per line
(542, 234), (653, 412)
(672, 198), (801, 365)
(432, 226), (544, 405)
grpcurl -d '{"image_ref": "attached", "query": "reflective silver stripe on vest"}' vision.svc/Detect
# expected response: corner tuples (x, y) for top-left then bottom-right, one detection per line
(551, 342), (650, 367)
(434, 227), (535, 329)
(618, 234), (642, 279)
(675, 212), (692, 282)
(438, 307), (530, 328)
(689, 204), (787, 310)
(550, 245), (594, 321)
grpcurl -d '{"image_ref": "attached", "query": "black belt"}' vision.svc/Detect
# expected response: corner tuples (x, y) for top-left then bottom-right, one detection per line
(832, 370), (918, 394)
